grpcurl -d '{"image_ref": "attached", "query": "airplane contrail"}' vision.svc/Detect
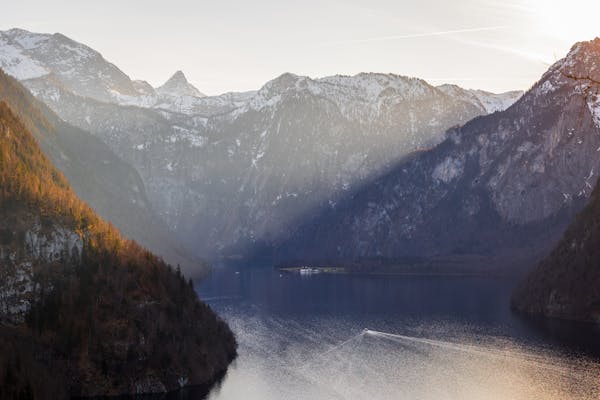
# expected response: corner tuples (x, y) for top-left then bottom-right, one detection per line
(325, 26), (508, 45)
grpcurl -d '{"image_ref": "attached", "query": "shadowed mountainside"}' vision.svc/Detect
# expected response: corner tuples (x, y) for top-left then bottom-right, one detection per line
(512, 176), (600, 322)
(269, 38), (600, 274)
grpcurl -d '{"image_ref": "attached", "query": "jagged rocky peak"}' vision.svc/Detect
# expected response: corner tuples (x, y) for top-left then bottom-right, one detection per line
(550, 37), (600, 80)
(531, 37), (600, 128)
(531, 37), (600, 98)
(157, 70), (205, 97)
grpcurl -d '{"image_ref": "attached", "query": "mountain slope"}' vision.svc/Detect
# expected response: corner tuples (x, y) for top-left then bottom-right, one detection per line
(0, 68), (203, 274)
(271, 38), (600, 271)
(511, 177), (600, 322)
(0, 101), (235, 398)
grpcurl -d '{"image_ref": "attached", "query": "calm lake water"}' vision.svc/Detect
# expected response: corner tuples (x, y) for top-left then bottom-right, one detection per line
(187, 264), (600, 400)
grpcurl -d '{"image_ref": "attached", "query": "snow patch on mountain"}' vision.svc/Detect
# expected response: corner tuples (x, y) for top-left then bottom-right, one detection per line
(588, 93), (600, 128)
(537, 80), (557, 96)
(0, 30), (49, 80)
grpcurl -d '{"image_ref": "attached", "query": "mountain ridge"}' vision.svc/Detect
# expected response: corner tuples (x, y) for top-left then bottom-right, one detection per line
(1, 28), (525, 265)
(0, 28), (522, 116)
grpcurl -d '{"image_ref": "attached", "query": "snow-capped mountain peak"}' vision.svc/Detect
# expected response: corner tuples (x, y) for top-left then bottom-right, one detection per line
(0, 29), (523, 119)
(0, 28), (140, 102)
(156, 70), (205, 98)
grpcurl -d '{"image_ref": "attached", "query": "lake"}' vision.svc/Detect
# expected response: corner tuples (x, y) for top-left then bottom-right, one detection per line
(188, 264), (600, 400)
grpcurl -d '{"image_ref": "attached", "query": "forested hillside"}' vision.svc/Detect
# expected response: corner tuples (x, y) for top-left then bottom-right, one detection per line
(0, 101), (236, 398)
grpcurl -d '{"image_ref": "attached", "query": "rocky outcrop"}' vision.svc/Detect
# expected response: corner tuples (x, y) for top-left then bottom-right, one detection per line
(1, 219), (82, 325)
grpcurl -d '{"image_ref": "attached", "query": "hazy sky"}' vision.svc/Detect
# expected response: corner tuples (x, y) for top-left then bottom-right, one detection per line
(2, 0), (600, 95)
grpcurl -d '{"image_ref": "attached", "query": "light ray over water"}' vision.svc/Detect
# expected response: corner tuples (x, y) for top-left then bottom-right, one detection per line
(200, 268), (600, 400)
(206, 312), (600, 400)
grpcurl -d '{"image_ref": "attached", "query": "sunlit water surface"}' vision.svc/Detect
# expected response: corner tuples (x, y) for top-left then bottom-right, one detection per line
(193, 265), (600, 400)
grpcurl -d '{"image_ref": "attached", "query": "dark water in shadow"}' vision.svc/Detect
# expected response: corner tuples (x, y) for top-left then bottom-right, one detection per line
(183, 264), (600, 399)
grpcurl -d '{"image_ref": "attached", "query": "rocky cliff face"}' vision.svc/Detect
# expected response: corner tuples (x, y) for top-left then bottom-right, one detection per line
(271, 38), (600, 270)
(0, 218), (82, 326)
(0, 101), (236, 398)
(511, 176), (600, 322)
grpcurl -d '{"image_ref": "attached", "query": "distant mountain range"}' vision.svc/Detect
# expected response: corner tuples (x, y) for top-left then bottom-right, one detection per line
(0, 28), (523, 260)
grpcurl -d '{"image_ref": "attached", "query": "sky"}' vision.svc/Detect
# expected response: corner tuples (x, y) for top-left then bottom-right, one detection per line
(2, 0), (600, 95)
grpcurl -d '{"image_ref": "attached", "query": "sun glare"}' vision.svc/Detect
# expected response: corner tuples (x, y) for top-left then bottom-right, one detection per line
(525, 0), (600, 43)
